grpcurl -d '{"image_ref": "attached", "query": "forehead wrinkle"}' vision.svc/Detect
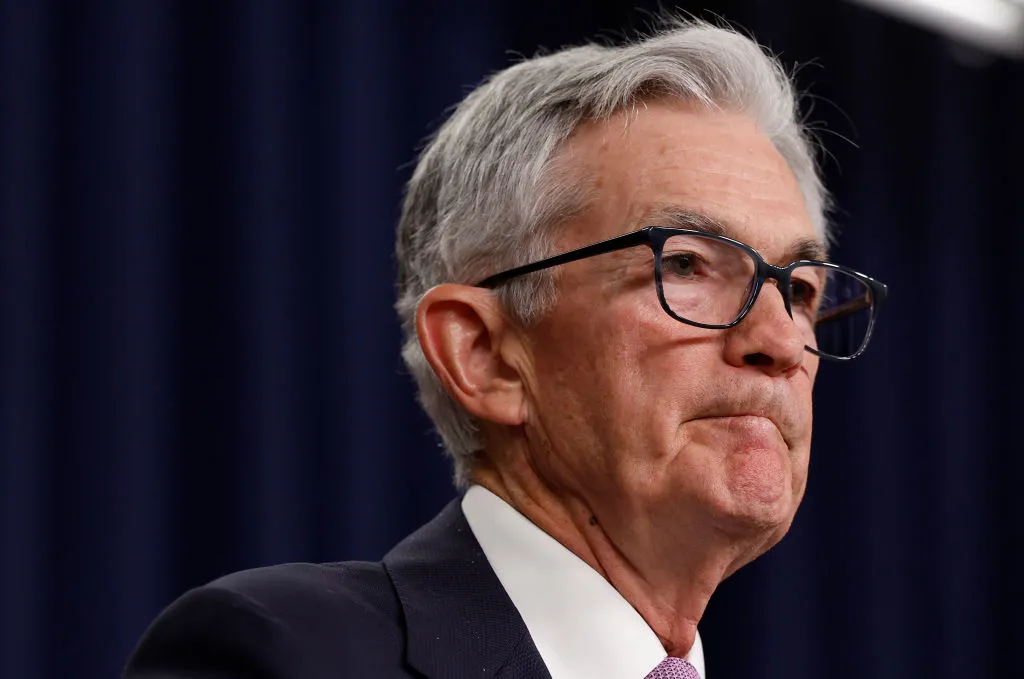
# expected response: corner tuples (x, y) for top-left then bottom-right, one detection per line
(638, 205), (829, 264)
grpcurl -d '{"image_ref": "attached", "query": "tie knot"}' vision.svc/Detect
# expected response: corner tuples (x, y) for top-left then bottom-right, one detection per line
(645, 656), (701, 679)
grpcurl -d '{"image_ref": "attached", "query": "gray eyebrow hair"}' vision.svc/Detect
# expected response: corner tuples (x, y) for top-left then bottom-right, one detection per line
(789, 237), (829, 264)
(643, 207), (728, 236)
(641, 206), (830, 264)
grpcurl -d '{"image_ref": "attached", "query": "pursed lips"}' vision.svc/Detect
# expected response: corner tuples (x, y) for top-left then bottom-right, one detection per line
(691, 413), (791, 449)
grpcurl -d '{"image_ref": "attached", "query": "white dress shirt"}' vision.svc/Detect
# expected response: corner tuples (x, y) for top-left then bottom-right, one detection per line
(462, 485), (706, 679)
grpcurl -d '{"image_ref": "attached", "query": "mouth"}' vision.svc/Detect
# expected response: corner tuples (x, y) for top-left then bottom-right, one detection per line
(693, 413), (791, 449)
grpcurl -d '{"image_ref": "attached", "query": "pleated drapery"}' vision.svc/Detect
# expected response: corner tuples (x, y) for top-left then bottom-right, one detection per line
(2, 2), (1021, 678)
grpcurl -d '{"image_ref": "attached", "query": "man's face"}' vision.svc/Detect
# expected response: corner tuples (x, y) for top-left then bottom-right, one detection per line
(519, 100), (821, 571)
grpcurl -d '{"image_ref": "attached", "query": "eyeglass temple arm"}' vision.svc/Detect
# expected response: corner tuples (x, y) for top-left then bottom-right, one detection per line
(814, 274), (889, 325)
(477, 229), (650, 288)
(816, 293), (872, 325)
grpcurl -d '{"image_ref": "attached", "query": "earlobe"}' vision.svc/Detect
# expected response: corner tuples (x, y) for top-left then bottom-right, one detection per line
(415, 284), (527, 426)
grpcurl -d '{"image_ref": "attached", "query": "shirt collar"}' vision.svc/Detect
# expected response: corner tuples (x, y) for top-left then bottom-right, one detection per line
(462, 485), (706, 679)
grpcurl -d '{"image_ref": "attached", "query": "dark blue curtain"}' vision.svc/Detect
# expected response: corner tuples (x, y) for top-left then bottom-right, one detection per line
(2, 2), (1020, 678)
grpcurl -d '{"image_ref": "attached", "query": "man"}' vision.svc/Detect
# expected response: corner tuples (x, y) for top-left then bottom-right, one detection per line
(125, 19), (886, 679)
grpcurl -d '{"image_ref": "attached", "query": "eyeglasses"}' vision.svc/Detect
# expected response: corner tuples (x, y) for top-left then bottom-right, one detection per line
(477, 226), (889, 361)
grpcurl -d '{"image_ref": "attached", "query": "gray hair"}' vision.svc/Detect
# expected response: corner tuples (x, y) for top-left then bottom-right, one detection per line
(395, 19), (830, 486)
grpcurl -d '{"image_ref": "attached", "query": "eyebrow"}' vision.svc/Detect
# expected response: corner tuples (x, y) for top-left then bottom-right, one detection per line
(642, 206), (830, 264)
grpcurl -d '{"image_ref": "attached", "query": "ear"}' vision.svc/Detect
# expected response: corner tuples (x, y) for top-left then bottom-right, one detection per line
(416, 284), (527, 427)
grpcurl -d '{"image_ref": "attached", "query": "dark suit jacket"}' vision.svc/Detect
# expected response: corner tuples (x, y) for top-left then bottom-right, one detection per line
(124, 498), (551, 678)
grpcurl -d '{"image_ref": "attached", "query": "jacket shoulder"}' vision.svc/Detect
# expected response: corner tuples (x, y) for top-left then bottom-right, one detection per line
(210, 560), (402, 628)
(124, 562), (409, 679)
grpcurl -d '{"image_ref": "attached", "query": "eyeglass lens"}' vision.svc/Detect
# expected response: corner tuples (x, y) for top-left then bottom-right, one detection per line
(659, 233), (874, 359)
(808, 266), (874, 359)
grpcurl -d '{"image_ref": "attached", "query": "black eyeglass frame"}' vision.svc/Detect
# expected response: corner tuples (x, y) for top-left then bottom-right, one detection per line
(476, 226), (889, 361)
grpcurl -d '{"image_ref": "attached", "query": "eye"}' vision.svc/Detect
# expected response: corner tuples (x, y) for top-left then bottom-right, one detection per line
(662, 252), (701, 277)
(790, 278), (818, 307)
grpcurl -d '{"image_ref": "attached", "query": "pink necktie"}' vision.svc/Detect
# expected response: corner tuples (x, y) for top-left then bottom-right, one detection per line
(645, 656), (701, 679)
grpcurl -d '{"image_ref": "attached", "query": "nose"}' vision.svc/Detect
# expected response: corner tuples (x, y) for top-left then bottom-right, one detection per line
(722, 280), (806, 377)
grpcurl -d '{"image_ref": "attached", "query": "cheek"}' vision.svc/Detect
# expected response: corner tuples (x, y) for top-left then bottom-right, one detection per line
(529, 306), (684, 477)
(524, 317), (637, 477)
(599, 317), (726, 480)
(789, 409), (812, 497)
(778, 379), (814, 499)
(794, 372), (816, 450)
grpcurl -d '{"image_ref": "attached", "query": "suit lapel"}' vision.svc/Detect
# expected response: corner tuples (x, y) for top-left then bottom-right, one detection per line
(383, 498), (551, 679)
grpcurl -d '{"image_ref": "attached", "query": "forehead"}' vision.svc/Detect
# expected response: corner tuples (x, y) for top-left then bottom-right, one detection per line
(560, 100), (821, 261)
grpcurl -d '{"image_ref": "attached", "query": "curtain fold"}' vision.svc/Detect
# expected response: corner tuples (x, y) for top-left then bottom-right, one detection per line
(1, 2), (1019, 678)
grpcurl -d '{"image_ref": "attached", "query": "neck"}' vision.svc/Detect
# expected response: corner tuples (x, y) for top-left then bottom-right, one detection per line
(471, 450), (745, 658)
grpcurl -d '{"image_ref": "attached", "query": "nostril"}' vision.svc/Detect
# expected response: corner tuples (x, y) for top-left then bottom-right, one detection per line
(744, 352), (773, 367)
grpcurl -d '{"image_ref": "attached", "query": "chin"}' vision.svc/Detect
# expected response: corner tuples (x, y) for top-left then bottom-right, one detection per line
(732, 497), (794, 532)
(712, 491), (798, 571)
(712, 479), (797, 540)
(717, 439), (802, 527)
